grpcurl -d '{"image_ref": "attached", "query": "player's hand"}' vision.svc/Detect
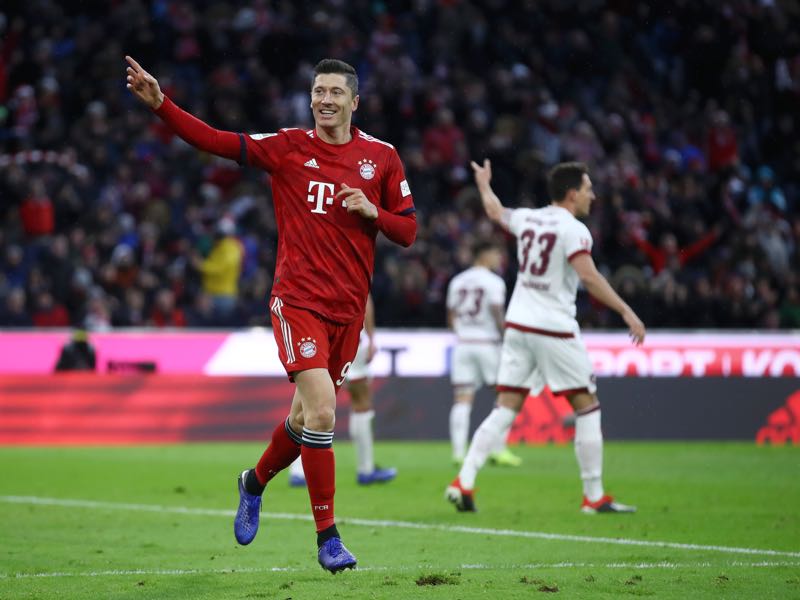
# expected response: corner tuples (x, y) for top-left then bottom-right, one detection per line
(470, 158), (492, 189)
(366, 339), (377, 363)
(337, 183), (378, 220)
(622, 309), (646, 346)
(126, 55), (164, 110)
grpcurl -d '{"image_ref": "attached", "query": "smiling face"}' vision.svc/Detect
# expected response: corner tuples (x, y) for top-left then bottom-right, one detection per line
(310, 73), (359, 132)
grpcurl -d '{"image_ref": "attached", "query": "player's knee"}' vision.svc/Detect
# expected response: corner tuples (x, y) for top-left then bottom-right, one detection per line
(288, 413), (304, 432)
(497, 391), (525, 411)
(304, 406), (336, 431)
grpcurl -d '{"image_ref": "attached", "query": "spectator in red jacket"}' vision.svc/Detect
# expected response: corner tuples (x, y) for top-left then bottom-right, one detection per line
(148, 288), (186, 328)
(31, 291), (70, 327)
(631, 228), (721, 275)
(19, 181), (55, 238)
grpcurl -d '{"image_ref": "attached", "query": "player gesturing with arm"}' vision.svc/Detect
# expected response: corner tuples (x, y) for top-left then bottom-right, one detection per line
(571, 256), (645, 344)
(447, 160), (643, 515)
(128, 56), (416, 573)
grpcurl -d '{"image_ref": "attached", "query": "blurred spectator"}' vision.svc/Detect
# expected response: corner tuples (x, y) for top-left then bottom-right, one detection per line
(630, 230), (720, 276)
(0, 287), (33, 327)
(18, 180), (54, 238)
(193, 217), (243, 323)
(0, 1), (797, 330)
(149, 287), (186, 328)
(31, 290), (69, 327)
(54, 329), (96, 372)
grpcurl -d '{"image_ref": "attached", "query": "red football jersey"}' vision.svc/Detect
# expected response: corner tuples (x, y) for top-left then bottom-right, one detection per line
(240, 127), (415, 324)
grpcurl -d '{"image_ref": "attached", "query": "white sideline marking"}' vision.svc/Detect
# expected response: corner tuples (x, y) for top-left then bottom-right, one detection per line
(3, 561), (800, 580)
(2, 495), (799, 559)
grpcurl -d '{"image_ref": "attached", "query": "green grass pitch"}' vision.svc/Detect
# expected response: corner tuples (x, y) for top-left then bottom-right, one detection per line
(1, 441), (798, 599)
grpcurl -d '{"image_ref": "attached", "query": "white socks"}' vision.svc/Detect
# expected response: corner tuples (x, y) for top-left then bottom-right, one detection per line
(574, 407), (604, 502)
(349, 410), (375, 475)
(491, 420), (512, 455)
(288, 455), (304, 478)
(449, 403), (472, 461)
(458, 406), (516, 490)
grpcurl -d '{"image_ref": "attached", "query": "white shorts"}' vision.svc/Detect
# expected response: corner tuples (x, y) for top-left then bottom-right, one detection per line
(496, 327), (596, 396)
(450, 342), (501, 391)
(346, 335), (371, 382)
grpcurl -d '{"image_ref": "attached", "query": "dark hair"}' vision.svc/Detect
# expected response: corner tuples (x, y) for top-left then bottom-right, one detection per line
(312, 59), (358, 98)
(547, 162), (589, 202)
(473, 241), (499, 259)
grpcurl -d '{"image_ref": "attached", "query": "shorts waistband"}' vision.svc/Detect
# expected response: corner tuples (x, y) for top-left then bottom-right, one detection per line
(505, 322), (574, 338)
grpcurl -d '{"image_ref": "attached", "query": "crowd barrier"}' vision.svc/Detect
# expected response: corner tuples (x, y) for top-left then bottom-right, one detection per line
(0, 330), (797, 445)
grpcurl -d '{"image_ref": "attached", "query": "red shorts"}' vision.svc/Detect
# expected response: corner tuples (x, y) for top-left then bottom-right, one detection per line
(269, 296), (362, 391)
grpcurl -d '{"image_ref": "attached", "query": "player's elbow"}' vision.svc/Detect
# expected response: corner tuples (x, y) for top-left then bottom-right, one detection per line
(399, 229), (416, 248)
(485, 205), (504, 224)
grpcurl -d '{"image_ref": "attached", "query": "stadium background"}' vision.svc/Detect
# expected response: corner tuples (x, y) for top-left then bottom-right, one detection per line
(0, 1), (797, 445)
(1, 3), (799, 598)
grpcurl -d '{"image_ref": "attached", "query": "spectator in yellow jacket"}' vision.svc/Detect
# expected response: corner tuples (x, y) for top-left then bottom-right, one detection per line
(193, 217), (243, 323)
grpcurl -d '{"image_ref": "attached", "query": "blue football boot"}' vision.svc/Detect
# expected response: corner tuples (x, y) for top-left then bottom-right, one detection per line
(234, 469), (262, 545)
(318, 537), (357, 574)
(356, 466), (398, 485)
(288, 473), (307, 487)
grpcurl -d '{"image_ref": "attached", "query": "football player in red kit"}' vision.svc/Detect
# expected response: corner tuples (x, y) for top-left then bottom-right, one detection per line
(126, 56), (416, 573)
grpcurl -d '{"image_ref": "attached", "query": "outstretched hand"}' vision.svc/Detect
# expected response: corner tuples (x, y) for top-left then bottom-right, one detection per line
(470, 159), (492, 189)
(125, 55), (164, 110)
(622, 309), (646, 346)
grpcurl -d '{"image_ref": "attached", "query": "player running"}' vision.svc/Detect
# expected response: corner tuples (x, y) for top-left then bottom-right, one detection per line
(288, 293), (397, 486)
(446, 160), (645, 514)
(127, 56), (416, 572)
(446, 242), (521, 467)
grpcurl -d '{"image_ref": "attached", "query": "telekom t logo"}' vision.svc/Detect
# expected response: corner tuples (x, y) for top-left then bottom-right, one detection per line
(307, 180), (338, 214)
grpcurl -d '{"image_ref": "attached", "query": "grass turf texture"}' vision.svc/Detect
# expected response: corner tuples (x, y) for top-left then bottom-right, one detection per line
(0, 442), (798, 599)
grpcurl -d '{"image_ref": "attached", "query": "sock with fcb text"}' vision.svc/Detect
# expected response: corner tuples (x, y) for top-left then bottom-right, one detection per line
(301, 428), (336, 534)
(349, 410), (375, 475)
(248, 418), (302, 494)
(449, 402), (472, 461)
(574, 404), (604, 503)
(458, 406), (516, 490)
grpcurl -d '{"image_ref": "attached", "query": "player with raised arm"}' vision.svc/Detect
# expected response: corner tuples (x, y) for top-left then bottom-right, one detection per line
(126, 56), (416, 572)
(446, 242), (521, 467)
(288, 293), (397, 486)
(446, 160), (644, 513)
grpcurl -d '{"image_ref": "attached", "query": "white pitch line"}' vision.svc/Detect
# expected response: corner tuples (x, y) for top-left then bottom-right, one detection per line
(2, 495), (799, 559)
(2, 561), (800, 580)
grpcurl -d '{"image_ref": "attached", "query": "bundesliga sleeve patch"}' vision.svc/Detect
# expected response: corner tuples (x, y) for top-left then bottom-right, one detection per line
(400, 179), (411, 197)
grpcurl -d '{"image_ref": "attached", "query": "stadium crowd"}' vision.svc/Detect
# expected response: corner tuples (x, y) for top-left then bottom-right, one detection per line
(1, 0), (799, 330)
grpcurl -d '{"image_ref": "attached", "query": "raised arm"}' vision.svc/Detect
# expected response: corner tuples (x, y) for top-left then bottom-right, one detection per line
(470, 159), (509, 225)
(570, 253), (646, 345)
(125, 56), (241, 162)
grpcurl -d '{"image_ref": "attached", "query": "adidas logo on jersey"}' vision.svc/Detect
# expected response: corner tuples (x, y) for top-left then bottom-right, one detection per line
(304, 158), (320, 168)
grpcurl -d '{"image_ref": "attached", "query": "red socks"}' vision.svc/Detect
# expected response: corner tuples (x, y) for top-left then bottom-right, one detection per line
(254, 418), (302, 486)
(301, 428), (336, 532)
(252, 420), (337, 534)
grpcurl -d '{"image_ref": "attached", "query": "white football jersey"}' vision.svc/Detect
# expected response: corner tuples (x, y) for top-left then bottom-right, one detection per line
(502, 205), (592, 333)
(446, 266), (506, 341)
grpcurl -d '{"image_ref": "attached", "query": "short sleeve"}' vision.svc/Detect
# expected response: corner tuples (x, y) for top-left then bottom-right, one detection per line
(504, 209), (526, 237)
(564, 220), (593, 261)
(381, 149), (415, 216)
(446, 278), (458, 309)
(488, 276), (506, 306)
(242, 131), (293, 173)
